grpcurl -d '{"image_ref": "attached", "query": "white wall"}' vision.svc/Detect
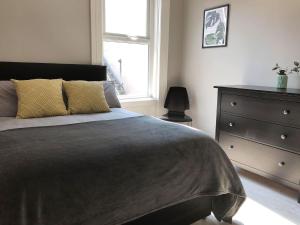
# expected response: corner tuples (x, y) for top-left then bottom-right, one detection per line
(167, 0), (183, 88)
(0, 0), (91, 64)
(181, 0), (300, 136)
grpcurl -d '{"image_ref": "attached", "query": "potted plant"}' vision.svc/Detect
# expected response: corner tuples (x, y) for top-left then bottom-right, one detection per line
(272, 61), (300, 89)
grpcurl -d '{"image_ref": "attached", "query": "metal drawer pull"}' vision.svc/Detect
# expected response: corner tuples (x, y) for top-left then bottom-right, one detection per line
(282, 109), (290, 115)
(229, 145), (234, 150)
(230, 102), (237, 107)
(280, 134), (287, 140)
(229, 122), (234, 127)
(278, 162), (285, 167)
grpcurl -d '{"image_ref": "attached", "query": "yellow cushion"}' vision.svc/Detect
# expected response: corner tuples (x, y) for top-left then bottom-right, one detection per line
(12, 79), (68, 119)
(63, 81), (110, 114)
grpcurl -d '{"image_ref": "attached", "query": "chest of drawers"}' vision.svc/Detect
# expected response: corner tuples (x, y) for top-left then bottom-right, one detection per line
(215, 85), (300, 202)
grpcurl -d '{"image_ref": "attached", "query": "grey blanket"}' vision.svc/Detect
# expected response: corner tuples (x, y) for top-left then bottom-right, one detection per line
(0, 116), (245, 225)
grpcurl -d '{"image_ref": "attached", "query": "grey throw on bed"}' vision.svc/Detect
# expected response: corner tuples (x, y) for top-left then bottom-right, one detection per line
(0, 116), (245, 225)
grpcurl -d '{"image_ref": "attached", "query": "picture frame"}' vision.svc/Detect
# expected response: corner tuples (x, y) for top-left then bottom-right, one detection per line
(202, 4), (230, 48)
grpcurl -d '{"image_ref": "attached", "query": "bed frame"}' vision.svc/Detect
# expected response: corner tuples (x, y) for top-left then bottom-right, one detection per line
(0, 61), (213, 225)
(0, 61), (107, 81)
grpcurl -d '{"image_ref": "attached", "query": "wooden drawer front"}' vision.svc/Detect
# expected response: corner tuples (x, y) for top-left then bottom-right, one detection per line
(221, 93), (300, 127)
(220, 113), (300, 154)
(219, 132), (300, 185)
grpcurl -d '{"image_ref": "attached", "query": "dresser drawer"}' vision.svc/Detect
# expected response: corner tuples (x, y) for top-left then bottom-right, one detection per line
(220, 113), (300, 154)
(221, 93), (300, 127)
(219, 132), (300, 185)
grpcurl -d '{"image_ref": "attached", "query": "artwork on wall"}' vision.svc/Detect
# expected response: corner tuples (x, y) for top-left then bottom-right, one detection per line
(202, 4), (230, 48)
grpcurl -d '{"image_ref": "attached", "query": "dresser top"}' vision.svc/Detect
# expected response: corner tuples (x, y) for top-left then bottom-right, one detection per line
(214, 85), (300, 95)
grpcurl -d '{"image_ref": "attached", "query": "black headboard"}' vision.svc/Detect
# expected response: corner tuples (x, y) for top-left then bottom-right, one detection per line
(0, 62), (107, 81)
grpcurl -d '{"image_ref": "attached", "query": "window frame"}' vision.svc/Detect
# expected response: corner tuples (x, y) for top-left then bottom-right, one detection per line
(103, 0), (151, 41)
(90, 0), (170, 106)
(103, 0), (154, 99)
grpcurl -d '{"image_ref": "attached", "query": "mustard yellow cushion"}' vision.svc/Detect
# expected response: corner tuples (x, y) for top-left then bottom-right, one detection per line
(12, 79), (68, 119)
(63, 81), (110, 114)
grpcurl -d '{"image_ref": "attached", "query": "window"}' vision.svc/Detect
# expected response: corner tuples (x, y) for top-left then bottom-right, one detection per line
(103, 0), (153, 99)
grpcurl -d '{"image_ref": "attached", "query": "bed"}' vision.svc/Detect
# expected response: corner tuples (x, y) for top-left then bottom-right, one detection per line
(0, 62), (246, 225)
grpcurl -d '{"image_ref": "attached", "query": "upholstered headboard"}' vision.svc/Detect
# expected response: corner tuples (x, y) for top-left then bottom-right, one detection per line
(0, 62), (107, 81)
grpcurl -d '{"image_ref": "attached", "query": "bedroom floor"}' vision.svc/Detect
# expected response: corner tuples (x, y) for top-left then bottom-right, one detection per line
(192, 169), (300, 225)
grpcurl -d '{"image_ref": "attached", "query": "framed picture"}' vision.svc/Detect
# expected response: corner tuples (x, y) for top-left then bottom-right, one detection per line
(202, 4), (230, 48)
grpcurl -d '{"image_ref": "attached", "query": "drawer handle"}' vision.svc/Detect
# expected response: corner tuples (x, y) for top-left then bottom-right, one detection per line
(282, 109), (290, 115)
(278, 162), (286, 167)
(230, 102), (237, 107)
(228, 145), (234, 150)
(228, 122), (235, 127)
(280, 134), (287, 140)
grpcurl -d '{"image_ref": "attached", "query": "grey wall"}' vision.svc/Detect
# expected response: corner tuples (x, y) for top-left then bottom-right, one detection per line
(0, 0), (91, 64)
(181, 0), (300, 136)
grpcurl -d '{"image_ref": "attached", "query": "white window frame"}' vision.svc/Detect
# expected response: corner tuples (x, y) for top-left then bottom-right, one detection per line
(103, 0), (154, 99)
(103, 0), (152, 41)
(91, 0), (170, 108)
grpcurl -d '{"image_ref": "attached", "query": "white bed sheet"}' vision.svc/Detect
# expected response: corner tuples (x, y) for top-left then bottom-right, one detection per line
(0, 108), (142, 132)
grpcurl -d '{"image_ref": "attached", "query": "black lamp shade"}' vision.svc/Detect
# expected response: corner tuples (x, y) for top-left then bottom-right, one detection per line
(164, 87), (190, 116)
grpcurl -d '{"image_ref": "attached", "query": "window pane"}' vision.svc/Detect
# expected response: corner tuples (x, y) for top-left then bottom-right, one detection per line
(103, 42), (149, 98)
(105, 0), (148, 37)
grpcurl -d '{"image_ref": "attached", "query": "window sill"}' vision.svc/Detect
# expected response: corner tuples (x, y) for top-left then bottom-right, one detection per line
(120, 97), (158, 104)
(120, 97), (161, 116)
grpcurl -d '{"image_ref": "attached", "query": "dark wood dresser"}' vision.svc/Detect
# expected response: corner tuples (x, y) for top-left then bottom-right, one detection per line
(215, 85), (300, 202)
